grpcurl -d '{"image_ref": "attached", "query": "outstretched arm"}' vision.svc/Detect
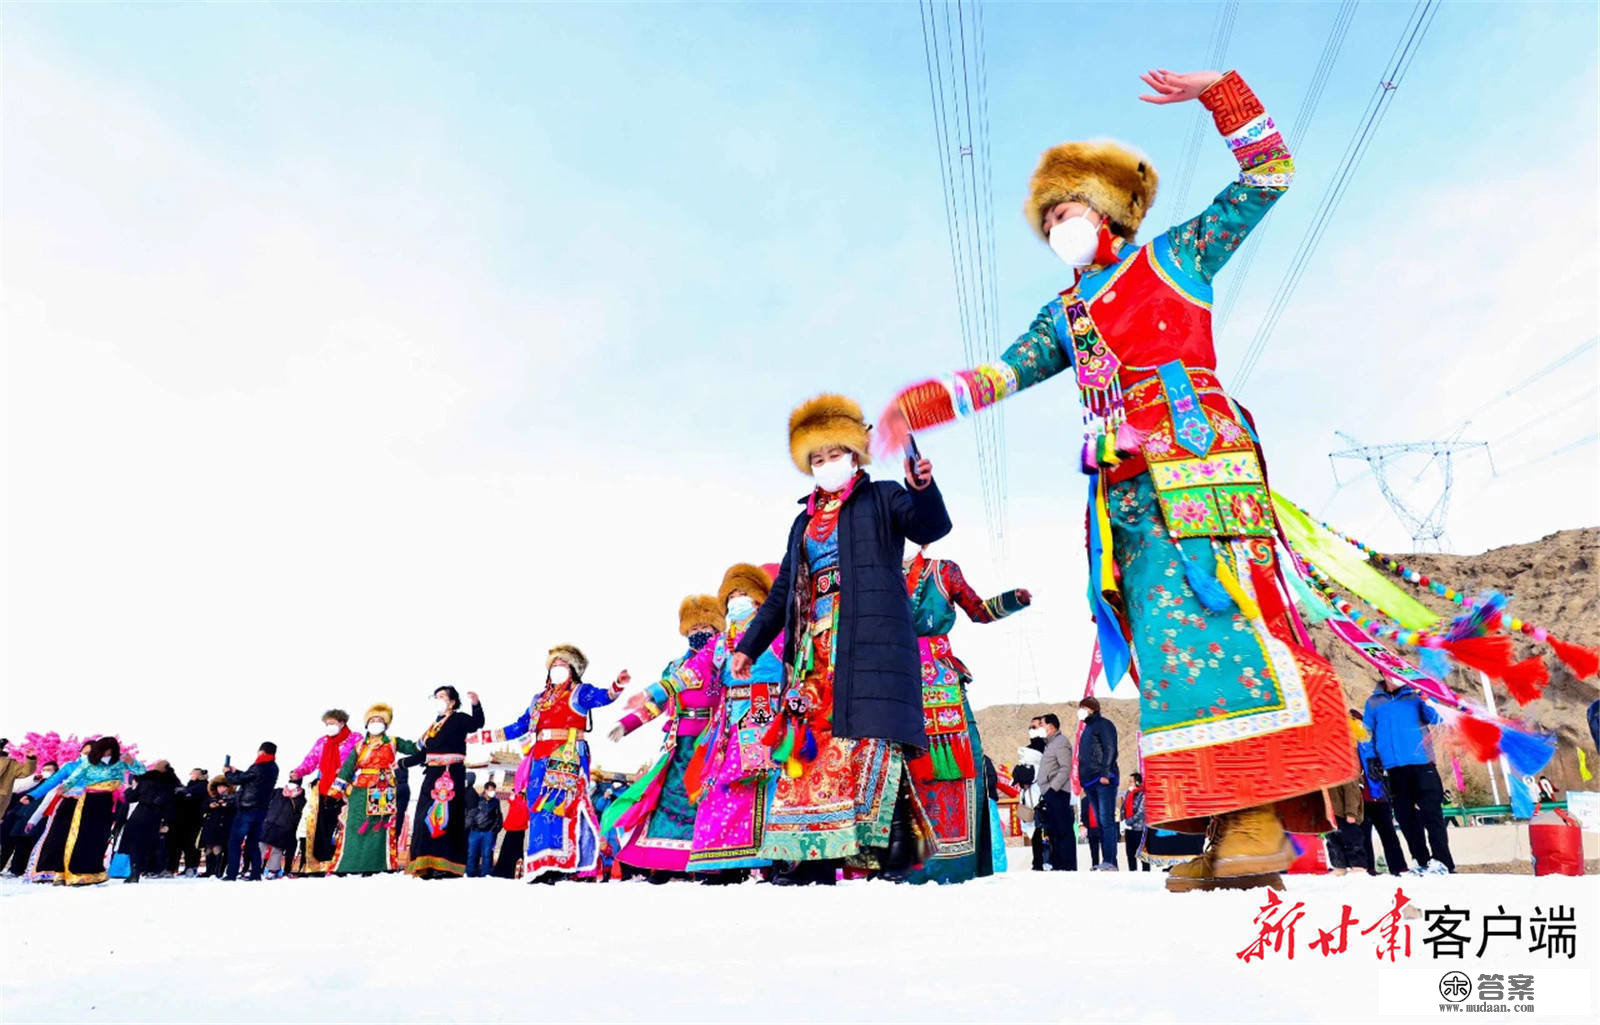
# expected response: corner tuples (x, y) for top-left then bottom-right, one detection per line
(1144, 68), (1294, 283)
(875, 308), (1072, 456)
(940, 560), (1031, 624)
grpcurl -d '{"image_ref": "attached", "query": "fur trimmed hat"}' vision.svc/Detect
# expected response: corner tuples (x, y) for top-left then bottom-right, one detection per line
(719, 563), (773, 611)
(363, 703), (394, 727)
(547, 644), (588, 678)
(788, 393), (872, 474)
(1024, 139), (1158, 242)
(679, 594), (723, 638)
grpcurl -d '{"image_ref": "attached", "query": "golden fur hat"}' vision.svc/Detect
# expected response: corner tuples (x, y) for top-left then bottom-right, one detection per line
(679, 594), (723, 638)
(788, 393), (872, 474)
(363, 703), (394, 727)
(547, 644), (589, 678)
(719, 563), (773, 611)
(1024, 139), (1158, 242)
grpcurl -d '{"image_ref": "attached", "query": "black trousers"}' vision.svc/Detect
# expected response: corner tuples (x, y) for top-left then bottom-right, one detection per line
(4, 834), (39, 875)
(1385, 764), (1454, 871)
(1124, 828), (1150, 870)
(1326, 819), (1367, 869)
(1361, 800), (1408, 875)
(1038, 791), (1078, 871)
(168, 819), (203, 873)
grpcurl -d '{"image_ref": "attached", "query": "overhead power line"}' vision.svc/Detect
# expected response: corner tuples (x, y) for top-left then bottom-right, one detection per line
(1231, 0), (1441, 393)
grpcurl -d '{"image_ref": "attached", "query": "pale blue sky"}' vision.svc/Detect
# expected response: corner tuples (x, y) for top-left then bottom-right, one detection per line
(6, 2), (1596, 770)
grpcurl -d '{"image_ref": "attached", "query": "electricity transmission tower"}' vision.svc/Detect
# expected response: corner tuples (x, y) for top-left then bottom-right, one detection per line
(1328, 431), (1495, 552)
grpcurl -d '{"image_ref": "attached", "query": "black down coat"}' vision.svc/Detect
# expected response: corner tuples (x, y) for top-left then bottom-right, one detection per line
(738, 474), (951, 749)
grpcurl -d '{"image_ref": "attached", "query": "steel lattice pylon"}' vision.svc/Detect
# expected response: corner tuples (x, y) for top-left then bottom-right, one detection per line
(1328, 431), (1495, 552)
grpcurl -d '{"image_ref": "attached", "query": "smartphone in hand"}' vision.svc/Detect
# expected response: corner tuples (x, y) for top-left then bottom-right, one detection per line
(223, 754), (232, 769)
(905, 433), (928, 486)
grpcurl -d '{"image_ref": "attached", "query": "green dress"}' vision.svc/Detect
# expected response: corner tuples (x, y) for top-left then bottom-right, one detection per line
(328, 733), (420, 874)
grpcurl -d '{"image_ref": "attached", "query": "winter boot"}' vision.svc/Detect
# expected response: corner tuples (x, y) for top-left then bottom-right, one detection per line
(1210, 805), (1295, 877)
(1164, 807), (1293, 893)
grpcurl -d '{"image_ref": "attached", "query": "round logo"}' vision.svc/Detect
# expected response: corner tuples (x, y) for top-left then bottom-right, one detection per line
(1439, 971), (1473, 1002)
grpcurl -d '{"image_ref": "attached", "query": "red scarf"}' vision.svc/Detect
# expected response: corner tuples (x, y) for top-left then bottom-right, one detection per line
(318, 729), (349, 795)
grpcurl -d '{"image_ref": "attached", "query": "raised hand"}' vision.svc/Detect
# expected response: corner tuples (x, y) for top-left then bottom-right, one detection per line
(1017, 588), (1033, 605)
(607, 724), (626, 744)
(1137, 68), (1223, 105)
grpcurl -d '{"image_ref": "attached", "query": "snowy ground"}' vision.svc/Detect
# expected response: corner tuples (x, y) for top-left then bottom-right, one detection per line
(2, 853), (1596, 1024)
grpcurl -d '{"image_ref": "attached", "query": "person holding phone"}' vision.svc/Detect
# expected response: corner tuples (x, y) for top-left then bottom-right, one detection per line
(728, 393), (950, 883)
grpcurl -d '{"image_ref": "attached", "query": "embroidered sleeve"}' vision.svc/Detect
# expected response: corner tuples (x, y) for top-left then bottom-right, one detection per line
(617, 676), (674, 737)
(573, 681), (620, 713)
(941, 560), (1029, 624)
(500, 711), (532, 742)
(1165, 71), (1294, 283)
(892, 308), (1069, 432)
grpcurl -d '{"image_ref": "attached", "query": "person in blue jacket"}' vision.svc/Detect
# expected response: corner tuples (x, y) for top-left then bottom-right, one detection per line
(1348, 708), (1408, 876)
(1363, 681), (1453, 875)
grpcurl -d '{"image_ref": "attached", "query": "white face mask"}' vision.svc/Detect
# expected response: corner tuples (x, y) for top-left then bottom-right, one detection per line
(324, 722), (342, 737)
(367, 721), (386, 735)
(811, 453), (856, 493)
(434, 698), (450, 716)
(1027, 727), (1044, 740)
(1048, 209), (1100, 268)
(1077, 707), (1091, 722)
(549, 665), (572, 686)
(101, 755), (114, 765)
(727, 595), (757, 620)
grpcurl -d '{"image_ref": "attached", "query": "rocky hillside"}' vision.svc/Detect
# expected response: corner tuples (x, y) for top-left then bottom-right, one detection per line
(977, 528), (1600, 804)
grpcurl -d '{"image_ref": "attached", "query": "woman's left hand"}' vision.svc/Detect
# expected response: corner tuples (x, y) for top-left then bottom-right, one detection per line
(905, 457), (933, 490)
(466, 691), (480, 706)
(613, 670), (631, 691)
(1137, 68), (1223, 105)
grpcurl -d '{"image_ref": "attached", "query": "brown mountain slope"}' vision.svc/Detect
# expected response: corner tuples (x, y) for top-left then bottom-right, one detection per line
(977, 527), (1600, 803)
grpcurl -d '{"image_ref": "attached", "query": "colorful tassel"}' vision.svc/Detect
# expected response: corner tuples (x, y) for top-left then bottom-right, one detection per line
(1453, 714), (1503, 763)
(909, 751), (936, 783)
(1444, 591), (1507, 641)
(1579, 749), (1592, 782)
(1548, 635), (1600, 680)
(1418, 646), (1453, 682)
(1181, 550), (1235, 614)
(1450, 757), (1465, 792)
(798, 724), (819, 762)
(761, 714), (787, 749)
(1501, 656), (1550, 705)
(1211, 550), (1262, 620)
(1249, 559), (1288, 625)
(1442, 634), (1516, 680)
(784, 756), (803, 778)
(1114, 419), (1147, 457)
(1498, 725), (1556, 776)
(771, 722), (796, 765)
(950, 734), (977, 779)
(426, 799), (448, 838)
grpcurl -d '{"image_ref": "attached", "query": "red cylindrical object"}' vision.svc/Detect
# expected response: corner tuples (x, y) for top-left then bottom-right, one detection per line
(1529, 811), (1585, 877)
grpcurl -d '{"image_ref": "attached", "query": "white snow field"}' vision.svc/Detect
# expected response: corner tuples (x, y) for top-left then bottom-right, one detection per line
(2, 858), (1595, 1024)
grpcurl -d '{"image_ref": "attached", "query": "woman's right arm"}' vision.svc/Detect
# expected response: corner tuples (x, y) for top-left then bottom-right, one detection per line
(881, 309), (1072, 444)
(736, 533), (795, 661)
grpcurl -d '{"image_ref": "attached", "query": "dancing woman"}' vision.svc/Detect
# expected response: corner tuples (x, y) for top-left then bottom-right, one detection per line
(877, 68), (1355, 891)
